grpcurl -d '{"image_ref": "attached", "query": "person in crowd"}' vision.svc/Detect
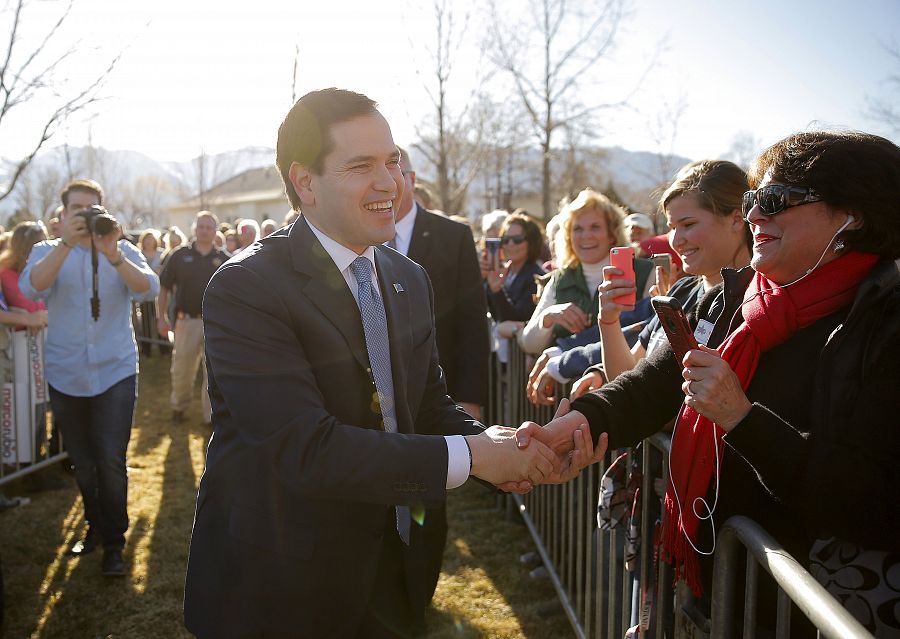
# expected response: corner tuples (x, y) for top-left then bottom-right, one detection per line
(183, 88), (595, 639)
(483, 211), (546, 324)
(393, 146), (491, 604)
(519, 188), (654, 355)
(283, 209), (300, 227)
(213, 230), (226, 250)
(0, 222), (49, 314)
(21, 178), (160, 578)
(157, 211), (228, 425)
(414, 183), (435, 210)
(480, 209), (509, 242)
(260, 218), (277, 238)
(224, 229), (240, 255)
(623, 212), (654, 251)
(162, 226), (187, 262)
(47, 210), (63, 239)
(237, 218), (260, 249)
(520, 131), (900, 636)
(138, 229), (163, 274)
(569, 160), (752, 397)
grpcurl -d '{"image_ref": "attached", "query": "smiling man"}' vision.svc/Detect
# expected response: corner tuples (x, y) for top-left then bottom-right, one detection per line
(181, 89), (587, 639)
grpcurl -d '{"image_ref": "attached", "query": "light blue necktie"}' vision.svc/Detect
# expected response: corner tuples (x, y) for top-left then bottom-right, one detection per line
(348, 256), (411, 545)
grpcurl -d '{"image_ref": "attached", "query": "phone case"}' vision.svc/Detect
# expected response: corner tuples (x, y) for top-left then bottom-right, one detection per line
(610, 246), (636, 305)
(651, 296), (698, 362)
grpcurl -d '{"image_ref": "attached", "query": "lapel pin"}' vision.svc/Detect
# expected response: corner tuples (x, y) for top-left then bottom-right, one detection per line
(393, 283), (405, 293)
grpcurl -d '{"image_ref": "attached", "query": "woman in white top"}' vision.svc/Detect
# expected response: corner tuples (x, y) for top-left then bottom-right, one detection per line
(519, 188), (653, 355)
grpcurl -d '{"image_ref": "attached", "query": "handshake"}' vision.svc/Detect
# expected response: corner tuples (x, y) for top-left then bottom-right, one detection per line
(464, 399), (608, 494)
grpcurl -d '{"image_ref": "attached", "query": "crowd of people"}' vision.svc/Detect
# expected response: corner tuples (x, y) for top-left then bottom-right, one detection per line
(1, 87), (898, 637)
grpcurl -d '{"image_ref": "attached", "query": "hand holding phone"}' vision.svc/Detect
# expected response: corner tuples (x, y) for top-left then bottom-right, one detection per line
(609, 246), (636, 306)
(651, 295), (698, 362)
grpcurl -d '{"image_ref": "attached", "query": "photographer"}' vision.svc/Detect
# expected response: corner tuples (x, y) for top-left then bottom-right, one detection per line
(21, 179), (159, 578)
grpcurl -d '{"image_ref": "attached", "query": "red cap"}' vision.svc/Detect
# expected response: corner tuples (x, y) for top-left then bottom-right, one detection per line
(639, 235), (682, 268)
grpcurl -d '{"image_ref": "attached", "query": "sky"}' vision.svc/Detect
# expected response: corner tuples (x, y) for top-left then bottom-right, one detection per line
(4, 0), (899, 167)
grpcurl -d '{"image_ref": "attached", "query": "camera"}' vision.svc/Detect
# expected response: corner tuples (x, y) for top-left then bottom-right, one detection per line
(77, 205), (118, 236)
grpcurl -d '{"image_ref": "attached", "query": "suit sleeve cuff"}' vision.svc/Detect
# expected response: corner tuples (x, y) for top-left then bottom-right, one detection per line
(445, 435), (471, 489)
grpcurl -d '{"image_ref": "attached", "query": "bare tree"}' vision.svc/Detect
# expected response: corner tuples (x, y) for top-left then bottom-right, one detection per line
(412, 0), (490, 215)
(0, 0), (118, 202)
(865, 40), (900, 138)
(724, 130), (763, 172)
(487, 0), (651, 218)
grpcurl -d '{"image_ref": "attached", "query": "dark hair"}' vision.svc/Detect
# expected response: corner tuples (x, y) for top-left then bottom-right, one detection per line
(501, 210), (544, 263)
(661, 159), (751, 250)
(276, 88), (379, 210)
(61, 179), (104, 207)
(750, 131), (900, 259)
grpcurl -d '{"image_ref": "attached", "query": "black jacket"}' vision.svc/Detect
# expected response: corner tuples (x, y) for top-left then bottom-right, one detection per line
(486, 260), (545, 322)
(573, 260), (900, 563)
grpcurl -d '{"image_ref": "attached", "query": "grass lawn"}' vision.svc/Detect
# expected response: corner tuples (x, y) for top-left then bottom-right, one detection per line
(0, 353), (572, 638)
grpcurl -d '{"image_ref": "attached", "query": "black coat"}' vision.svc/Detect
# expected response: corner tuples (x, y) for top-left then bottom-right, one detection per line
(184, 218), (482, 638)
(407, 206), (490, 405)
(486, 260), (545, 322)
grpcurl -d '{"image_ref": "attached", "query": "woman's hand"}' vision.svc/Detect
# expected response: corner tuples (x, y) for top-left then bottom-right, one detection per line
(649, 265), (673, 297)
(681, 345), (752, 431)
(570, 370), (604, 400)
(497, 320), (524, 339)
(486, 260), (511, 293)
(540, 302), (588, 333)
(598, 266), (635, 326)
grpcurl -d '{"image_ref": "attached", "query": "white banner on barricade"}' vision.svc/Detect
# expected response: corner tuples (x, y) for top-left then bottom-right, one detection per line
(4, 330), (40, 464)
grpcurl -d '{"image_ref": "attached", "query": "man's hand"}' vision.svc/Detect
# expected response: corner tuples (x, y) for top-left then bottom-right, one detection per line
(465, 425), (559, 487)
(60, 213), (88, 247)
(681, 346), (752, 431)
(157, 316), (172, 339)
(94, 222), (124, 263)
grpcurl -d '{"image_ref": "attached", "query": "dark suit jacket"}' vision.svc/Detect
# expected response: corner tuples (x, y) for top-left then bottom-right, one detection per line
(486, 260), (546, 322)
(406, 206), (489, 405)
(183, 218), (481, 638)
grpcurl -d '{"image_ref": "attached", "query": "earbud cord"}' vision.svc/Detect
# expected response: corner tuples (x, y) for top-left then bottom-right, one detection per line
(667, 216), (852, 556)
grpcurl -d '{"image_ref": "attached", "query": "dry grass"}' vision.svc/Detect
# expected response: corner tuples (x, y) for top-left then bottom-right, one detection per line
(0, 354), (572, 638)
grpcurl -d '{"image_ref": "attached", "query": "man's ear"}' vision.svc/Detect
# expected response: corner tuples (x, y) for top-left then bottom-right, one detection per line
(289, 162), (315, 207)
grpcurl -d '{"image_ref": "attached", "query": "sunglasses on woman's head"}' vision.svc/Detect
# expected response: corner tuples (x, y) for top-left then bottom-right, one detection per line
(741, 185), (823, 220)
(501, 234), (527, 245)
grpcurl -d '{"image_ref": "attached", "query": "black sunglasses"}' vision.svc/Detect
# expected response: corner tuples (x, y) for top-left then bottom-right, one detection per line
(741, 185), (823, 220)
(501, 234), (527, 245)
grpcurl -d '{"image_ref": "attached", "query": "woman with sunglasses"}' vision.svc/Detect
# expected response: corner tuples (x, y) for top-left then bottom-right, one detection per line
(521, 131), (900, 636)
(484, 211), (546, 324)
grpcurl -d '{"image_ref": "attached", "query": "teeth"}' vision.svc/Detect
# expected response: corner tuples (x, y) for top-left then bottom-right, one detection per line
(364, 200), (393, 211)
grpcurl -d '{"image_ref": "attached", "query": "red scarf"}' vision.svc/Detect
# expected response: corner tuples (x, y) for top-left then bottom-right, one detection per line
(659, 251), (879, 596)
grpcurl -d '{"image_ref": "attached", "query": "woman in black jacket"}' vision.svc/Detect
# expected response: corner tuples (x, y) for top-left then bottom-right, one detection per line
(521, 131), (900, 637)
(483, 211), (546, 322)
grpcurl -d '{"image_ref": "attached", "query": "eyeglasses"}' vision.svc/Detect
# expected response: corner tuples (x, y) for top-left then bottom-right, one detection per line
(501, 234), (527, 245)
(741, 185), (823, 220)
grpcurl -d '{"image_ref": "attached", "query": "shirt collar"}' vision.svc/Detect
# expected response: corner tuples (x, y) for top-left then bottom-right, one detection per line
(302, 215), (376, 273)
(393, 202), (418, 248)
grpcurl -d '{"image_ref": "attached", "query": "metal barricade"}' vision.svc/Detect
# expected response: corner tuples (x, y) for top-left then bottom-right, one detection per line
(488, 337), (874, 639)
(0, 326), (67, 486)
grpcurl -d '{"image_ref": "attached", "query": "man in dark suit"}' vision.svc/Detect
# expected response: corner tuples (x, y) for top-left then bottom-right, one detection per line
(183, 89), (584, 639)
(391, 150), (490, 602)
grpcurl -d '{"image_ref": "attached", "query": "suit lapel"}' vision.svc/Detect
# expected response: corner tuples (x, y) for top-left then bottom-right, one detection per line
(374, 247), (414, 433)
(289, 218), (370, 373)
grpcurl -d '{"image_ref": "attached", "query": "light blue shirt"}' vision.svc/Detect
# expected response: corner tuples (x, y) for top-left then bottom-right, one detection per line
(21, 239), (160, 397)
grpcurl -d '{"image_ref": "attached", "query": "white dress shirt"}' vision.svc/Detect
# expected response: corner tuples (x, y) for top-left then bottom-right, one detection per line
(303, 216), (470, 489)
(390, 201), (418, 256)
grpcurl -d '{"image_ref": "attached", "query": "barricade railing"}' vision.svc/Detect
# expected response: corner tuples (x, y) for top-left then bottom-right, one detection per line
(133, 301), (171, 350)
(487, 336), (874, 639)
(0, 326), (67, 487)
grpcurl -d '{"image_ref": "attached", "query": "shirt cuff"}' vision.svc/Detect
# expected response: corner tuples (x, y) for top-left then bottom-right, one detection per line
(546, 356), (570, 384)
(444, 435), (471, 489)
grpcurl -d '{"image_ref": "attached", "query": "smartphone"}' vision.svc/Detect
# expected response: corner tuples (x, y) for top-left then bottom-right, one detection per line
(609, 246), (636, 305)
(651, 295), (699, 362)
(485, 237), (502, 271)
(650, 253), (672, 278)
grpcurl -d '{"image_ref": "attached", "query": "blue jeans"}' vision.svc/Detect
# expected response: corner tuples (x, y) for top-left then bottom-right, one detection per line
(49, 375), (136, 549)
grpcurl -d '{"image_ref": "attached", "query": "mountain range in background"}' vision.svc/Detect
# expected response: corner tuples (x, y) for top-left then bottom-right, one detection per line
(0, 143), (692, 227)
